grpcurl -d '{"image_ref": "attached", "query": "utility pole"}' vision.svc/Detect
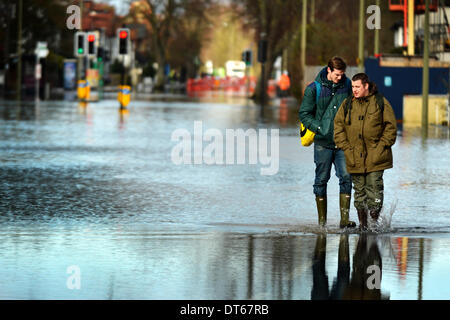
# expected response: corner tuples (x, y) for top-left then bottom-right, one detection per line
(422, 0), (430, 138)
(16, 0), (23, 101)
(258, 37), (267, 107)
(358, 0), (365, 72)
(3, 3), (11, 99)
(418, 239), (424, 300)
(374, 0), (380, 56)
(282, 41), (288, 73)
(301, 0), (307, 94)
(408, 0), (415, 56)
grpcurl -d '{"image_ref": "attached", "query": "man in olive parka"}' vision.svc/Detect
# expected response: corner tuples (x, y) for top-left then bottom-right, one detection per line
(334, 73), (397, 230)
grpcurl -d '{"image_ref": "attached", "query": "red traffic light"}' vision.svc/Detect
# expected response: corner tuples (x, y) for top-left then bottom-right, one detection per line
(88, 34), (95, 42)
(119, 31), (128, 39)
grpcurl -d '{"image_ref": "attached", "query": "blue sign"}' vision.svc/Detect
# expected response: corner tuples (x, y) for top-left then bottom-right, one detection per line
(384, 76), (392, 87)
(64, 60), (77, 90)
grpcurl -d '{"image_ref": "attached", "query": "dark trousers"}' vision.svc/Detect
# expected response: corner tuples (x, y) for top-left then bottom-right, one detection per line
(351, 171), (384, 211)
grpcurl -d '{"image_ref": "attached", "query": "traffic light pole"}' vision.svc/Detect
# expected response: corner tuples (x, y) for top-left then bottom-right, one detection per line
(117, 28), (131, 111)
(121, 59), (125, 86)
(78, 1), (83, 84)
(16, 0), (23, 101)
(260, 63), (265, 107)
(98, 58), (104, 100)
(35, 55), (39, 101)
(258, 38), (267, 107)
(245, 65), (250, 99)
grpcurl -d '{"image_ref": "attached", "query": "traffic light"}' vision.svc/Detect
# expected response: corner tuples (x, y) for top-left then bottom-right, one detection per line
(242, 50), (252, 66)
(258, 40), (267, 63)
(87, 32), (97, 56)
(74, 31), (86, 57)
(97, 47), (104, 62)
(117, 28), (130, 55)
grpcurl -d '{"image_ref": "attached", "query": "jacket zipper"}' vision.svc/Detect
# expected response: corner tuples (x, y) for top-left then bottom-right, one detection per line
(361, 99), (369, 173)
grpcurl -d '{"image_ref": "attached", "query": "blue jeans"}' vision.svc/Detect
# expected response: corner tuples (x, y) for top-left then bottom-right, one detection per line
(313, 144), (352, 197)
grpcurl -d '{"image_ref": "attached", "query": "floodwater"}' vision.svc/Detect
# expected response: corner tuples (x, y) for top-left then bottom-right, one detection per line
(0, 97), (449, 300)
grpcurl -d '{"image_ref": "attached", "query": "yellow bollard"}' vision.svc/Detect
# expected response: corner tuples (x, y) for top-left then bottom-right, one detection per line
(77, 80), (87, 100)
(77, 80), (90, 101)
(118, 85), (131, 109)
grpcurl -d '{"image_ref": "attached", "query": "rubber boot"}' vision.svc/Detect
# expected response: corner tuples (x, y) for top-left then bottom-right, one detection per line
(369, 208), (381, 223)
(315, 196), (327, 227)
(357, 208), (368, 231)
(339, 193), (356, 229)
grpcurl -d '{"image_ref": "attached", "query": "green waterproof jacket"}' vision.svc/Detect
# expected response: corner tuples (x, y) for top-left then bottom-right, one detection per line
(334, 91), (397, 174)
(298, 67), (352, 148)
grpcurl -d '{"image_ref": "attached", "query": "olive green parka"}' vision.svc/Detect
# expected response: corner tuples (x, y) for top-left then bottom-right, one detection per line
(334, 91), (397, 174)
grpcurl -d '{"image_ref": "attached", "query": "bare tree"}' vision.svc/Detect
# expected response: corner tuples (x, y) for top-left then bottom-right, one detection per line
(167, 0), (215, 79)
(139, 0), (213, 91)
(232, 0), (302, 103)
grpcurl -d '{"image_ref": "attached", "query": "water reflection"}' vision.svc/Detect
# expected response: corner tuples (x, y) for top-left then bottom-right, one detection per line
(311, 233), (389, 300)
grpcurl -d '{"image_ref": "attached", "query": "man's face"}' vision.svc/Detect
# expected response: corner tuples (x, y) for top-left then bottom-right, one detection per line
(327, 67), (345, 84)
(352, 80), (370, 98)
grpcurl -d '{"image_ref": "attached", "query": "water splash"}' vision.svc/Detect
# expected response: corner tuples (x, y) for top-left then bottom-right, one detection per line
(369, 198), (398, 233)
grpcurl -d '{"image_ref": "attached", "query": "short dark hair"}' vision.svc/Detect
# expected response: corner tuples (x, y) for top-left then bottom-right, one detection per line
(352, 73), (370, 85)
(328, 56), (347, 72)
(352, 73), (377, 92)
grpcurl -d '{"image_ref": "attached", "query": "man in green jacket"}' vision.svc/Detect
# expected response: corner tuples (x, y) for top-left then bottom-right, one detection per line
(334, 73), (397, 231)
(299, 56), (355, 229)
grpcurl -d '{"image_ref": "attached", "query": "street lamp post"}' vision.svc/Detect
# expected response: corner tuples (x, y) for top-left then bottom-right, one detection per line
(16, 0), (23, 101)
(358, 0), (365, 72)
(422, 0), (430, 138)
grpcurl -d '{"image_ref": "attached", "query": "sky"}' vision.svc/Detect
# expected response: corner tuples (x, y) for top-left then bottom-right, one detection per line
(105, 0), (130, 15)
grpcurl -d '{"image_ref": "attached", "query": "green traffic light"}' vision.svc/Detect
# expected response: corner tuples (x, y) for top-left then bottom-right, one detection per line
(78, 48), (83, 54)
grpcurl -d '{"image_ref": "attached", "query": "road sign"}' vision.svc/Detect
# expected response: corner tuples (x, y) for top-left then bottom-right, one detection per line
(34, 42), (49, 59)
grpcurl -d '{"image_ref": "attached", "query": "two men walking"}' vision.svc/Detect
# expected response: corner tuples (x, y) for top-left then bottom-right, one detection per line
(299, 57), (397, 231)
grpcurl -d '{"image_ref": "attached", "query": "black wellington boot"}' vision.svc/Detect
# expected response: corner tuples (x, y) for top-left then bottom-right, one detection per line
(369, 208), (381, 223)
(357, 208), (368, 231)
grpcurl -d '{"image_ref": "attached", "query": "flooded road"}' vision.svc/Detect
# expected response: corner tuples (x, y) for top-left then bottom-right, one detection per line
(0, 98), (449, 299)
